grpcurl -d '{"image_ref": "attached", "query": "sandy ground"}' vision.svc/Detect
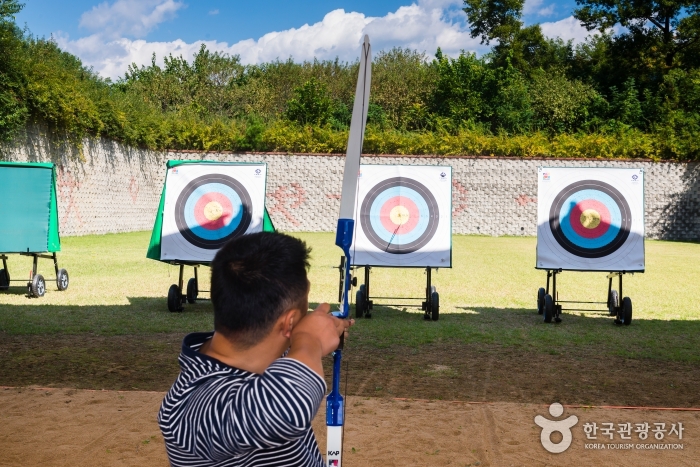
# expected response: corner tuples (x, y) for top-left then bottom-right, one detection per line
(1, 387), (698, 467)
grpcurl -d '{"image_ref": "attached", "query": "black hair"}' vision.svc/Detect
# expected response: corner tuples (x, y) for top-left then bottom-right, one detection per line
(210, 231), (311, 347)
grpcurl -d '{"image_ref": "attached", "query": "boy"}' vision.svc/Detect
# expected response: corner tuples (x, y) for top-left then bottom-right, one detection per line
(158, 232), (353, 466)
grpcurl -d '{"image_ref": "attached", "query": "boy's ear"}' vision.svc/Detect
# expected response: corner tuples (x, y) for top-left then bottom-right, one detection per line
(280, 308), (299, 339)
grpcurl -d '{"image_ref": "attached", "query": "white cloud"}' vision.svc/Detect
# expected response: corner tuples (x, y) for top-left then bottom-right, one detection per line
(59, 0), (486, 80)
(79, 0), (185, 39)
(523, 0), (555, 17)
(208, 9), (219, 16)
(540, 16), (591, 44)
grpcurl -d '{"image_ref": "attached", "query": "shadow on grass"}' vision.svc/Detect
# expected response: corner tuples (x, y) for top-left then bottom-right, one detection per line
(1, 297), (699, 363)
(1, 301), (699, 405)
(311, 302), (700, 364)
(0, 296), (215, 335)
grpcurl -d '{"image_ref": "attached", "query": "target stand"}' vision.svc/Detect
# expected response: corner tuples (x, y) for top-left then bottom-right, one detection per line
(147, 160), (274, 312)
(337, 258), (441, 321)
(0, 162), (69, 298)
(536, 270), (634, 325)
(341, 164), (452, 321)
(535, 167), (644, 325)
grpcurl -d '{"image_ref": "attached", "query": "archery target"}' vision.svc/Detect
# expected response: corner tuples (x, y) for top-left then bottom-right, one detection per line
(537, 167), (644, 272)
(161, 163), (266, 262)
(352, 165), (452, 267)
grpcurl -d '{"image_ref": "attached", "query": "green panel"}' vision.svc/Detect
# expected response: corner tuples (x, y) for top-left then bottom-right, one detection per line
(146, 180), (167, 261)
(47, 165), (61, 252)
(263, 208), (275, 232)
(0, 166), (52, 252)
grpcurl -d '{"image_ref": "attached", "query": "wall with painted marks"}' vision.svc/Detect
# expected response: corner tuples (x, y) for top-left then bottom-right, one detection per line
(2, 127), (699, 240)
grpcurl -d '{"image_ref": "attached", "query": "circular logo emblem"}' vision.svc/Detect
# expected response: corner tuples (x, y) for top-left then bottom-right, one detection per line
(174, 174), (252, 249)
(360, 177), (439, 254)
(549, 180), (631, 258)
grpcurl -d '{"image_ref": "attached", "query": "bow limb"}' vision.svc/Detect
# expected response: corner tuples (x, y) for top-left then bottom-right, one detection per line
(326, 35), (372, 467)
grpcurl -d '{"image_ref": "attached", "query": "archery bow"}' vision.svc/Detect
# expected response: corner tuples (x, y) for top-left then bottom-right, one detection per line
(326, 34), (372, 467)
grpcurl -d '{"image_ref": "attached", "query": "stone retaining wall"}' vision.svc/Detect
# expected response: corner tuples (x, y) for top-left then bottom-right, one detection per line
(2, 127), (699, 240)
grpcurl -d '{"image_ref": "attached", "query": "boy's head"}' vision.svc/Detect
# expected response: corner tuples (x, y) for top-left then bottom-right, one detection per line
(210, 231), (311, 348)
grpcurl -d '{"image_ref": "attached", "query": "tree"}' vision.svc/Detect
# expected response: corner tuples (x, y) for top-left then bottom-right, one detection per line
(574, 0), (700, 68)
(0, 0), (25, 141)
(462, 0), (525, 45)
(463, 0), (572, 75)
(284, 78), (333, 125)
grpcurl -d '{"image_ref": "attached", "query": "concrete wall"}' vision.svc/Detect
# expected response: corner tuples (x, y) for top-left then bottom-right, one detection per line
(2, 126), (699, 240)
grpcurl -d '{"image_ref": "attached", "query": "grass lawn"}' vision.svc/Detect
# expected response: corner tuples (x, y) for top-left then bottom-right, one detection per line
(2, 231), (700, 406)
(1, 231), (699, 362)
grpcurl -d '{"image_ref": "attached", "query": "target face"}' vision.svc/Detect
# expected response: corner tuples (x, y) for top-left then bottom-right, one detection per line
(549, 180), (631, 258)
(160, 163), (266, 262)
(174, 174), (252, 249)
(360, 177), (439, 254)
(537, 168), (644, 272)
(352, 165), (452, 267)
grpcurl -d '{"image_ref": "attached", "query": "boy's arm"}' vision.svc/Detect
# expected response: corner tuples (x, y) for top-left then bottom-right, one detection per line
(286, 306), (353, 377)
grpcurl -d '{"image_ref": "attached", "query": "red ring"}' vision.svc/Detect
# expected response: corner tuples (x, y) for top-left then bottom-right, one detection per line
(193, 192), (234, 230)
(379, 196), (420, 235)
(569, 199), (611, 238)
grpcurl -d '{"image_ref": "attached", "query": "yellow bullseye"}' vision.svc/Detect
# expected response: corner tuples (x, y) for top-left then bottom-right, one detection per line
(389, 205), (410, 226)
(580, 209), (601, 229)
(203, 201), (224, 221)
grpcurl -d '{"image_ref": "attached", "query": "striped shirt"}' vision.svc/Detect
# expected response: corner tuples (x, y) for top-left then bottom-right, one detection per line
(158, 332), (326, 467)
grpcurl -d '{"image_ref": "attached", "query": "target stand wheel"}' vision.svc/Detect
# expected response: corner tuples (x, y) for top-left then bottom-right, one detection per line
(186, 278), (198, 304)
(167, 284), (183, 312)
(608, 290), (619, 316)
(0, 269), (9, 291)
(620, 297), (633, 326)
(30, 274), (46, 298)
(537, 287), (545, 315)
(430, 290), (440, 321)
(355, 285), (366, 319)
(56, 268), (69, 291)
(543, 294), (554, 323)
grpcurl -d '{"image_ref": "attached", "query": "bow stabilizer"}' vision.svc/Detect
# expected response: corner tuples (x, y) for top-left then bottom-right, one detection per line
(326, 34), (372, 467)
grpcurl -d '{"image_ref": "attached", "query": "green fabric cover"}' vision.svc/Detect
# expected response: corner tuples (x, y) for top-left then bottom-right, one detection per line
(146, 160), (275, 262)
(0, 162), (61, 253)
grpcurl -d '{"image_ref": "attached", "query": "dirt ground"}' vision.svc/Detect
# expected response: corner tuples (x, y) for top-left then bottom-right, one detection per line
(1, 387), (698, 467)
(2, 333), (700, 407)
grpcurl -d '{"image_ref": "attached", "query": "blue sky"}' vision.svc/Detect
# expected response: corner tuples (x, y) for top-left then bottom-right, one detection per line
(16, 0), (588, 80)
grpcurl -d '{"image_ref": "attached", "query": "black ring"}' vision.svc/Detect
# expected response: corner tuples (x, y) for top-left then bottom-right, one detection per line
(360, 177), (439, 254)
(549, 180), (631, 258)
(174, 174), (252, 250)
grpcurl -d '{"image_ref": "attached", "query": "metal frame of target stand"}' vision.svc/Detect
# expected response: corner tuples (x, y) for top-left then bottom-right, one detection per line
(536, 269), (634, 325)
(337, 257), (441, 321)
(0, 252), (69, 298)
(165, 262), (211, 312)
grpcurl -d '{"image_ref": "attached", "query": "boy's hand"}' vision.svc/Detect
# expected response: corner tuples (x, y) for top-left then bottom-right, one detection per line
(287, 303), (354, 377)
